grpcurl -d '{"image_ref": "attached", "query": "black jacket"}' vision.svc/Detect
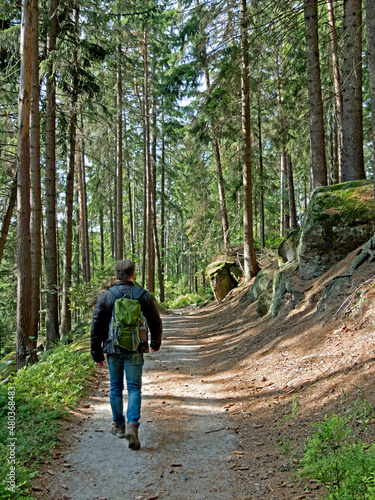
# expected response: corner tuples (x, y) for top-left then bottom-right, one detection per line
(90, 281), (163, 362)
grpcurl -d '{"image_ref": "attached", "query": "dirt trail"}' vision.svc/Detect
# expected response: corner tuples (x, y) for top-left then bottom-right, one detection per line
(46, 308), (249, 500)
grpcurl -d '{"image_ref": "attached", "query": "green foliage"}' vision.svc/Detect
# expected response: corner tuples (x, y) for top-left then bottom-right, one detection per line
(299, 400), (375, 499)
(0, 344), (96, 498)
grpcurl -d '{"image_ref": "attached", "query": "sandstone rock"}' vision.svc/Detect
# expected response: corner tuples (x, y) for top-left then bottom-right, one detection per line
(298, 180), (375, 280)
(207, 261), (239, 302)
(278, 229), (300, 264)
(257, 288), (273, 318)
(249, 268), (275, 303)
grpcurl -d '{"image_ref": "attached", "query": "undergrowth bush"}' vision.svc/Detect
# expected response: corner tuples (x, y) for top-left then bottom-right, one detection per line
(299, 397), (375, 499)
(0, 344), (96, 499)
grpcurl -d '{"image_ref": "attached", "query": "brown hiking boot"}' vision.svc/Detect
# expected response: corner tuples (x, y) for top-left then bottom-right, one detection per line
(111, 423), (125, 438)
(125, 424), (140, 450)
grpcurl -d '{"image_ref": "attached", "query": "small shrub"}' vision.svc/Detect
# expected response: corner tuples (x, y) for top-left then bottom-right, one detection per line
(299, 403), (375, 500)
(0, 343), (96, 499)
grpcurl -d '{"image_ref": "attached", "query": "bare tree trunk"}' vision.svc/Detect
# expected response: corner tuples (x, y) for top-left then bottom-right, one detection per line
(80, 114), (90, 280)
(45, 0), (59, 349)
(326, 0), (343, 181)
(144, 25), (154, 292)
(30, 0), (42, 351)
(280, 147), (287, 236)
(342, 0), (365, 181)
(365, 0), (375, 195)
(287, 154), (298, 230)
(116, 45), (124, 260)
(257, 104), (265, 249)
(61, 7), (78, 339)
(304, 0), (327, 189)
(77, 135), (89, 283)
(17, 0), (35, 369)
(99, 206), (104, 269)
(0, 175), (17, 264)
(241, 0), (259, 280)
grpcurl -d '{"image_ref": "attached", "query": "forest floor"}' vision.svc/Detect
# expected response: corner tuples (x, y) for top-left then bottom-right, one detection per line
(31, 249), (375, 500)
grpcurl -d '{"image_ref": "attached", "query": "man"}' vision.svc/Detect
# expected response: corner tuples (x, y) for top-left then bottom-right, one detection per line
(90, 260), (162, 450)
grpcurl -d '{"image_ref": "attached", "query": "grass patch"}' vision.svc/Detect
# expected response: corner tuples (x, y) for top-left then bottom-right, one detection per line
(0, 343), (96, 499)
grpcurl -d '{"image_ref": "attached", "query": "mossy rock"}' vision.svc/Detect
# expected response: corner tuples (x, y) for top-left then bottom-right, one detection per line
(257, 288), (273, 318)
(278, 228), (300, 264)
(270, 262), (300, 319)
(298, 180), (375, 280)
(249, 268), (274, 303)
(207, 261), (239, 302)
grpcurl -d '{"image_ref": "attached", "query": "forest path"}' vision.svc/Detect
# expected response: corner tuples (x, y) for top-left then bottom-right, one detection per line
(49, 307), (249, 500)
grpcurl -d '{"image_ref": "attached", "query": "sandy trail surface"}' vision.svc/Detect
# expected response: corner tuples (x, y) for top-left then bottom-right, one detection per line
(48, 308), (248, 500)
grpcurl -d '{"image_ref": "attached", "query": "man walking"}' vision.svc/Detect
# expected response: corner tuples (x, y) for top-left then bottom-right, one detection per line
(90, 260), (163, 450)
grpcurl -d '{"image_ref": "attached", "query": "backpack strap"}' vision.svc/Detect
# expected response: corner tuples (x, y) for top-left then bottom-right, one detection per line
(109, 285), (147, 302)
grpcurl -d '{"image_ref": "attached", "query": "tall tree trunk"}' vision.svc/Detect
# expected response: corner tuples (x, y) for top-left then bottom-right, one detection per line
(45, 0), (59, 348)
(287, 154), (298, 230)
(116, 45), (124, 260)
(30, 0), (42, 350)
(342, 0), (365, 181)
(99, 206), (104, 268)
(77, 135), (89, 283)
(17, 0), (35, 369)
(151, 91), (164, 302)
(240, 0), (259, 280)
(161, 116), (165, 268)
(326, 0), (343, 181)
(80, 113), (90, 280)
(0, 175), (17, 264)
(61, 7), (78, 339)
(280, 147), (287, 236)
(257, 104), (265, 249)
(144, 25), (154, 292)
(365, 0), (375, 195)
(304, 0), (328, 189)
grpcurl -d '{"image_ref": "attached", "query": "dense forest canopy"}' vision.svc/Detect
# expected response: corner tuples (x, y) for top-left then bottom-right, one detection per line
(0, 0), (374, 367)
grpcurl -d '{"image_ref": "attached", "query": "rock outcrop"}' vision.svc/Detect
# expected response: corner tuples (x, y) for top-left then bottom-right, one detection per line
(207, 261), (240, 302)
(298, 180), (375, 279)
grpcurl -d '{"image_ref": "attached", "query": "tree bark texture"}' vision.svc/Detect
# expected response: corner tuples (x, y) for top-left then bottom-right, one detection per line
(0, 175), (17, 264)
(240, 0), (259, 280)
(76, 134), (89, 283)
(257, 105), (265, 249)
(45, 0), (59, 348)
(61, 6), (78, 339)
(30, 0), (42, 350)
(342, 0), (365, 181)
(116, 48), (124, 260)
(287, 154), (298, 230)
(326, 0), (343, 181)
(365, 0), (375, 194)
(304, 0), (328, 189)
(17, 0), (36, 369)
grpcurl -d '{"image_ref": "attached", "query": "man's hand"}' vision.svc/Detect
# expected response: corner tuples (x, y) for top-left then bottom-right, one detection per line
(95, 361), (104, 367)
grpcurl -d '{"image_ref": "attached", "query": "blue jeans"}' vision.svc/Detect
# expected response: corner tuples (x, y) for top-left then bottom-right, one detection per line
(107, 352), (144, 426)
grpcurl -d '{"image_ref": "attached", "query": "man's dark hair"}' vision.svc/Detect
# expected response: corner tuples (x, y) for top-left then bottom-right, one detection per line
(115, 260), (135, 281)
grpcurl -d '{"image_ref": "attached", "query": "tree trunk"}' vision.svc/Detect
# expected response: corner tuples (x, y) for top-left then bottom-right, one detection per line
(287, 154), (298, 230)
(61, 7), (78, 339)
(280, 147), (287, 236)
(326, 0), (343, 182)
(30, 0), (42, 351)
(365, 0), (375, 195)
(99, 206), (104, 268)
(45, 0), (59, 348)
(304, 0), (328, 189)
(77, 134), (89, 283)
(240, 0), (259, 280)
(0, 175), (17, 264)
(16, 0), (35, 369)
(342, 0), (365, 181)
(144, 25), (154, 292)
(80, 113), (90, 280)
(257, 104), (265, 249)
(116, 45), (124, 260)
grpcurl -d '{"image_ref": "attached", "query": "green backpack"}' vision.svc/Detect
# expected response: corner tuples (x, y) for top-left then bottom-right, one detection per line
(108, 286), (148, 352)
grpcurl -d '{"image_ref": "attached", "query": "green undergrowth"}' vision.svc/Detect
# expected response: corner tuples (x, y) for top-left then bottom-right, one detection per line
(299, 396), (375, 499)
(0, 343), (96, 499)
